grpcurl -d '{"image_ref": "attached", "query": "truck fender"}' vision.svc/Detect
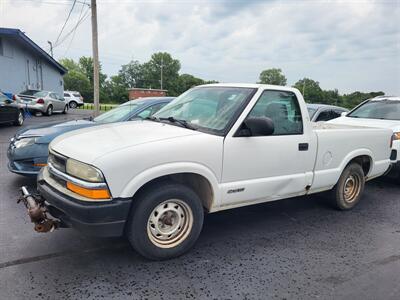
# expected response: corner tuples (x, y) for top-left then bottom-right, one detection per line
(338, 148), (373, 177)
(120, 162), (221, 207)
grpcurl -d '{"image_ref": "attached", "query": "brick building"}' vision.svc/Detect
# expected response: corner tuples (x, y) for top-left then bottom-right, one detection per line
(128, 88), (167, 100)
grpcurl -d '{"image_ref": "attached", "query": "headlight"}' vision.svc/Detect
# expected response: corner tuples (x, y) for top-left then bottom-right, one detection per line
(13, 137), (37, 148)
(66, 158), (104, 182)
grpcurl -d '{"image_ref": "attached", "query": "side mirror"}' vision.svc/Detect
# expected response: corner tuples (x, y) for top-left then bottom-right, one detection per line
(341, 111), (347, 117)
(235, 117), (274, 137)
(5, 99), (12, 104)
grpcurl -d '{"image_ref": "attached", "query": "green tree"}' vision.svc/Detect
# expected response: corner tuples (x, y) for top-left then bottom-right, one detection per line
(141, 52), (181, 95)
(103, 75), (128, 104)
(118, 60), (144, 88)
(174, 74), (205, 94)
(78, 56), (107, 88)
(63, 70), (91, 100)
(258, 68), (287, 85)
(294, 78), (323, 103)
(59, 58), (80, 72)
(341, 91), (384, 109)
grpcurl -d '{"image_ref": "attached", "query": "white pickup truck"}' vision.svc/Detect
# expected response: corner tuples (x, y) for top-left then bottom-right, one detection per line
(22, 84), (393, 260)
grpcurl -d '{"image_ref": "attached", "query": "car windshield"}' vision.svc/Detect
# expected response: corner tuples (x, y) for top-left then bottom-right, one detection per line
(0, 93), (9, 103)
(20, 90), (48, 97)
(93, 103), (141, 123)
(154, 87), (255, 134)
(348, 100), (400, 120)
(307, 107), (317, 118)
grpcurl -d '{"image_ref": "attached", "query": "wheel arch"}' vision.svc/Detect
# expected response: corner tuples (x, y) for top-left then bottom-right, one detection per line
(121, 163), (220, 212)
(339, 149), (373, 178)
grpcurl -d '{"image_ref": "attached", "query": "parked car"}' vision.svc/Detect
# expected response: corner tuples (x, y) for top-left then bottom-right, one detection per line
(307, 104), (348, 122)
(8, 97), (173, 176)
(328, 96), (400, 177)
(64, 91), (84, 109)
(15, 89), (68, 116)
(0, 91), (24, 126)
(19, 84), (393, 260)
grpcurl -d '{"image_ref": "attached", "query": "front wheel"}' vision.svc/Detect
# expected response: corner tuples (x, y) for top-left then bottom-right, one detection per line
(331, 163), (365, 210)
(69, 101), (77, 109)
(62, 105), (68, 114)
(126, 182), (204, 260)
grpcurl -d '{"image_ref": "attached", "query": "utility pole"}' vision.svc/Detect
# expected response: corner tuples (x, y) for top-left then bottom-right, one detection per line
(160, 55), (164, 90)
(47, 41), (53, 57)
(91, 0), (100, 117)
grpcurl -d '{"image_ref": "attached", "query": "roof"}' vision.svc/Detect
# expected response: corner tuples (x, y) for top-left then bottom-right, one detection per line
(306, 103), (348, 110)
(122, 97), (175, 106)
(0, 27), (67, 75)
(199, 83), (299, 92)
(370, 96), (400, 101)
(128, 88), (168, 92)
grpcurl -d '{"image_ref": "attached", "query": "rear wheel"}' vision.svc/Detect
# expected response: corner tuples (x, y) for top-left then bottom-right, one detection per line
(331, 163), (365, 210)
(126, 182), (204, 260)
(45, 105), (53, 116)
(14, 110), (24, 126)
(62, 105), (68, 114)
(69, 101), (77, 109)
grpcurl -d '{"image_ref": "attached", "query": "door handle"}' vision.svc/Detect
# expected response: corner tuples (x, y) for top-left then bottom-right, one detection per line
(298, 143), (309, 151)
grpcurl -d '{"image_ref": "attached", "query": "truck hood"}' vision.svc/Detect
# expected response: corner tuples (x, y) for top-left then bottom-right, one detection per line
(50, 120), (201, 163)
(16, 119), (95, 144)
(328, 116), (400, 132)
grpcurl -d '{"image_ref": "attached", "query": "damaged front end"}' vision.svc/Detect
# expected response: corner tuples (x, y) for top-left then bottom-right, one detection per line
(18, 186), (60, 233)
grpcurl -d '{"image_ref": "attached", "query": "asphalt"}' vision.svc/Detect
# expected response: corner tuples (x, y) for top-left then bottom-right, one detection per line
(0, 110), (399, 300)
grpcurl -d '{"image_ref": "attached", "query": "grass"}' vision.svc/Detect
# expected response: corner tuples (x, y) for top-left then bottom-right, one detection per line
(78, 103), (118, 111)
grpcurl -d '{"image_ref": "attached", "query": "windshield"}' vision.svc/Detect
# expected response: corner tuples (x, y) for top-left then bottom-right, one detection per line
(0, 93), (9, 103)
(94, 103), (141, 123)
(20, 90), (48, 97)
(307, 107), (317, 118)
(154, 87), (255, 134)
(348, 100), (400, 120)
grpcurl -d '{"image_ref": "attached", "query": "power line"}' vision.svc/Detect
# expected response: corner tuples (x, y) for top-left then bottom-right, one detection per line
(63, 0), (87, 56)
(54, 0), (77, 48)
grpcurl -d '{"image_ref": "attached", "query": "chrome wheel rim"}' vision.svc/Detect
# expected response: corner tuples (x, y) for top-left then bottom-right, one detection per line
(343, 174), (361, 203)
(147, 199), (193, 248)
(18, 112), (23, 125)
(70, 102), (77, 108)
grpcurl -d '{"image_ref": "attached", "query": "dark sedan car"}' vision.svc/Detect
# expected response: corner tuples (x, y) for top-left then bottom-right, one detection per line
(307, 103), (348, 122)
(0, 91), (24, 126)
(8, 97), (173, 176)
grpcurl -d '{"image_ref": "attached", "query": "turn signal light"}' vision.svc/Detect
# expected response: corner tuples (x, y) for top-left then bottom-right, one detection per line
(33, 163), (47, 167)
(66, 182), (110, 200)
(37, 99), (45, 104)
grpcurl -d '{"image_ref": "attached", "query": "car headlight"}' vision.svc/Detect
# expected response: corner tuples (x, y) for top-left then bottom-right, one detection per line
(13, 137), (37, 149)
(393, 132), (400, 140)
(66, 158), (104, 183)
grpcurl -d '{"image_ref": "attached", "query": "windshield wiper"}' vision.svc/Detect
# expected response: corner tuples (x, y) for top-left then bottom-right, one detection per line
(145, 116), (161, 122)
(159, 117), (197, 130)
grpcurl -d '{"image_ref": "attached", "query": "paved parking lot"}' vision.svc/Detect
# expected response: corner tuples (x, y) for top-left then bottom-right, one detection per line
(0, 111), (399, 300)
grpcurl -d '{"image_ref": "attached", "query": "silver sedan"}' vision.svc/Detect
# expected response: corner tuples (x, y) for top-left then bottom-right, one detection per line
(16, 90), (68, 116)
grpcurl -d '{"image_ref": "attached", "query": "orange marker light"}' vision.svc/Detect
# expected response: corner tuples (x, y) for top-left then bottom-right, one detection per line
(33, 163), (47, 167)
(67, 182), (110, 199)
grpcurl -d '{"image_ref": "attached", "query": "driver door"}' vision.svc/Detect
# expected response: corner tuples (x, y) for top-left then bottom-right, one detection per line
(221, 89), (316, 207)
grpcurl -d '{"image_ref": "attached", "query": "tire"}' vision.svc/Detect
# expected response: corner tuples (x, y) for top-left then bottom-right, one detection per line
(69, 101), (77, 109)
(331, 163), (365, 210)
(45, 105), (53, 116)
(14, 110), (24, 126)
(62, 105), (68, 114)
(126, 182), (204, 260)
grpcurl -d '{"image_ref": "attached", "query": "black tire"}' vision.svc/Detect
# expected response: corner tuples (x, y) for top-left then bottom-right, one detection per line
(69, 101), (77, 109)
(14, 110), (24, 126)
(62, 105), (68, 114)
(331, 163), (365, 210)
(126, 182), (204, 260)
(45, 105), (53, 116)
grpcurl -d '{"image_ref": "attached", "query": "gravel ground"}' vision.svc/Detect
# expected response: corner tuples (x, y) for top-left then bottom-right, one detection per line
(0, 110), (399, 300)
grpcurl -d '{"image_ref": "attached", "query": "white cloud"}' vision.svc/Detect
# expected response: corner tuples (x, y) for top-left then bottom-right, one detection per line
(1, 0), (399, 94)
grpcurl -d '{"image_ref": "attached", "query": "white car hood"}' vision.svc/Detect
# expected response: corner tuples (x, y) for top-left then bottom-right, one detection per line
(328, 116), (400, 132)
(50, 120), (201, 163)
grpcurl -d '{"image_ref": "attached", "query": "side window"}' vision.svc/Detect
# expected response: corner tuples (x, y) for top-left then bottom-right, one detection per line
(248, 90), (303, 135)
(315, 110), (332, 122)
(64, 93), (70, 97)
(149, 103), (167, 116)
(50, 93), (56, 99)
(135, 103), (168, 119)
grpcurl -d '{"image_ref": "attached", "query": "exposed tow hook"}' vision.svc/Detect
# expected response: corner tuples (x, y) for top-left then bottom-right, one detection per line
(18, 186), (60, 233)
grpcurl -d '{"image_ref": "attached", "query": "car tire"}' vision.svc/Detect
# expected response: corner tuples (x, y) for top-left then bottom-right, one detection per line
(45, 105), (53, 116)
(126, 182), (204, 260)
(62, 105), (68, 114)
(69, 101), (77, 109)
(14, 110), (24, 126)
(331, 163), (365, 210)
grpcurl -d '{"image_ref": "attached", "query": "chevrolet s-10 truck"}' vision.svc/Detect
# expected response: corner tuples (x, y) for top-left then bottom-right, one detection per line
(20, 84), (393, 260)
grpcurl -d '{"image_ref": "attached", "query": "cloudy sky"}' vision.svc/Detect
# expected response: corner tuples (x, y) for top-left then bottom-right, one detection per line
(1, 0), (399, 94)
